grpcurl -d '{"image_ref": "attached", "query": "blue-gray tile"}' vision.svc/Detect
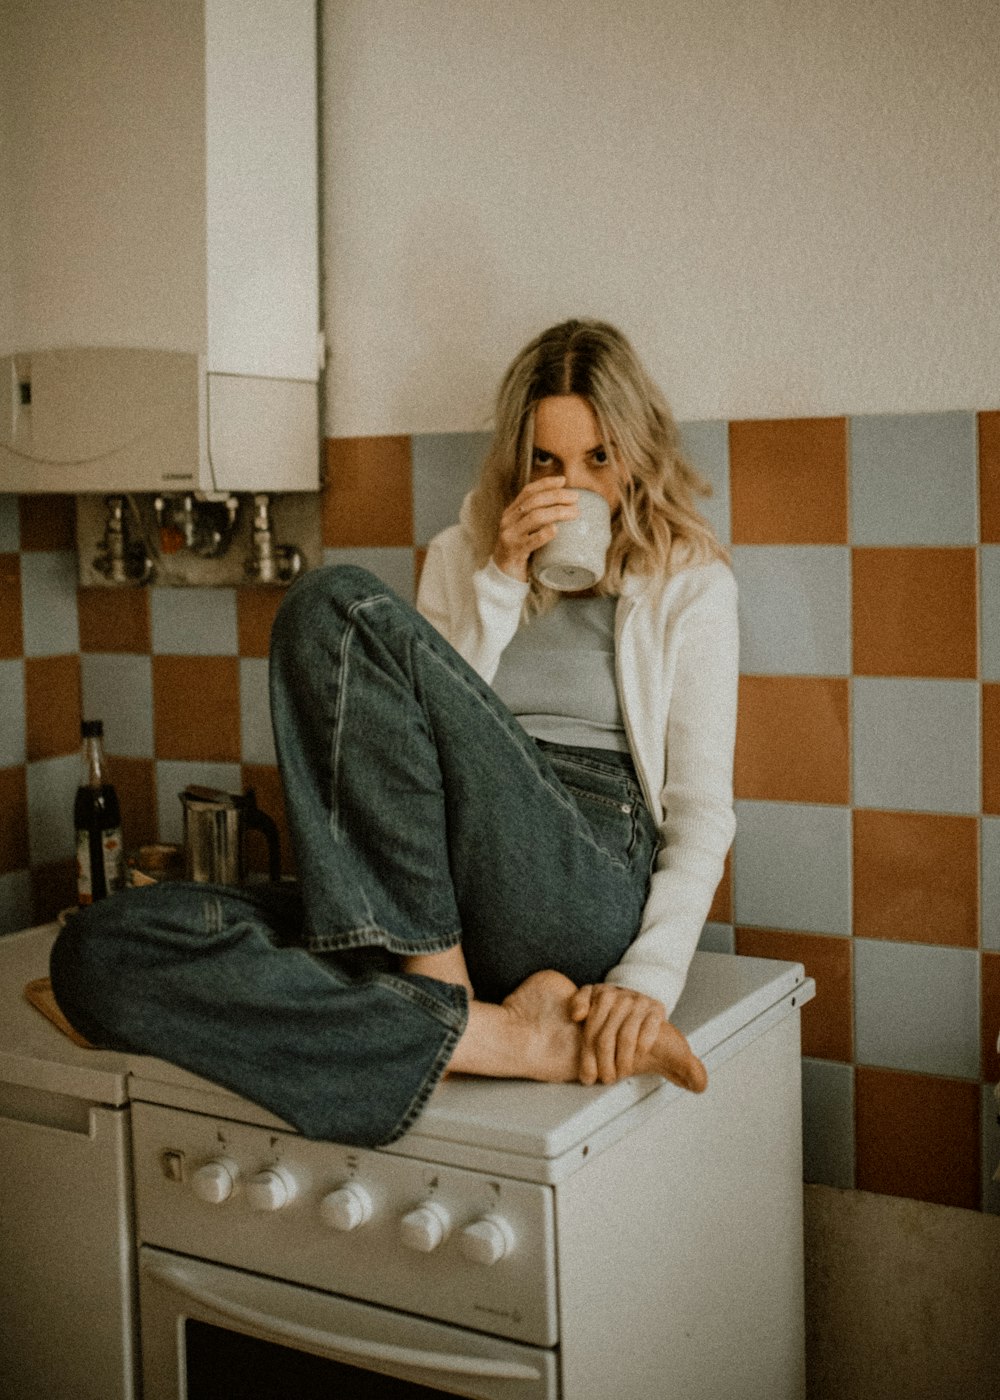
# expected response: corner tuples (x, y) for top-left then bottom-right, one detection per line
(733, 800), (851, 934)
(853, 678), (979, 814)
(412, 432), (491, 546)
(850, 412), (977, 545)
(677, 419), (730, 546)
(0, 496), (19, 551)
(984, 818), (1000, 953)
(698, 922), (735, 954)
(732, 546), (850, 676)
(801, 1058), (855, 1189)
(982, 1085), (1000, 1215)
(156, 760), (243, 844)
(80, 654), (154, 758)
(151, 587), (238, 655)
(322, 547), (416, 604)
(0, 660), (26, 766)
(0, 869), (33, 935)
(981, 546), (1000, 681)
(26, 754), (79, 864)
(854, 938), (979, 1079)
(240, 658), (276, 765)
(20, 551), (79, 656)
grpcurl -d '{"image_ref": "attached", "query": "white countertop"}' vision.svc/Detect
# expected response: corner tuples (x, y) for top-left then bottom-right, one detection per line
(1, 921), (813, 1171)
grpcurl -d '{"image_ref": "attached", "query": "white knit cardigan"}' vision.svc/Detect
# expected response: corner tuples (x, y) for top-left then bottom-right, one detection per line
(416, 501), (740, 1016)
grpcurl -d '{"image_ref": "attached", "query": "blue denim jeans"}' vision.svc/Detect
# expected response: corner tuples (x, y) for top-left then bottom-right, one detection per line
(51, 567), (657, 1146)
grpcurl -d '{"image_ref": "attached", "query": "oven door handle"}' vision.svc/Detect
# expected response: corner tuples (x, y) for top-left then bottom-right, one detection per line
(146, 1255), (543, 1382)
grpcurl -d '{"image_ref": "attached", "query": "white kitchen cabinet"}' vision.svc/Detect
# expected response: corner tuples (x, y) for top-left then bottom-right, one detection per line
(1, 0), (320, 493)
(0, 928), (139, 1400)
(0, 1090), (137, 1400)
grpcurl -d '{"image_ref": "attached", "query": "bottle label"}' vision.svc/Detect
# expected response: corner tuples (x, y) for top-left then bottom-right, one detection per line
(76, 829), (94, 904)
(102, 827), (126, 893)
(76, 826), (126, 903)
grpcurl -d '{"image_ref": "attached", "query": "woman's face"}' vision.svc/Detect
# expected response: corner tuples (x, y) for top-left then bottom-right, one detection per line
(529, 394), (624, 512)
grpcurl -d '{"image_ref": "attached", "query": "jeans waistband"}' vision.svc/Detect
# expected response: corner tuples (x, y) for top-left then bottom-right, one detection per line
(534, 738), (640, 782)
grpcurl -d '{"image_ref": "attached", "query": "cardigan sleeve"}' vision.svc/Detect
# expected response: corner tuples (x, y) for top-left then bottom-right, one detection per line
(417, 525), (528, 682)
(604, 567), (739, 1015)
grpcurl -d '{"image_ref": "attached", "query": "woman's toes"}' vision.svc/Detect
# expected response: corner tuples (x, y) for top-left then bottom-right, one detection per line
(638, 1023), (708, 1093)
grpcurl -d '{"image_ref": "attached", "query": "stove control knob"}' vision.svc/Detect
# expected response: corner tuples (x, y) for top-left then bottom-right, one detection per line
(246, 1165), (297, 1212)
(191, 1157), (239, 1205)
(321, 1183), (374, 1232)
(399, 1201), (451, 1252)
(459, 1214), (515, 1266)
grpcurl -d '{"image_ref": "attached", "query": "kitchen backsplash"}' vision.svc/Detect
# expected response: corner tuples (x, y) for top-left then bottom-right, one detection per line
(1, 411), (998, 1214)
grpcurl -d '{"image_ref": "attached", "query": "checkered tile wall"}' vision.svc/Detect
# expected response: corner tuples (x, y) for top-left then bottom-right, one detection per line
(2, 409), (999, 1212)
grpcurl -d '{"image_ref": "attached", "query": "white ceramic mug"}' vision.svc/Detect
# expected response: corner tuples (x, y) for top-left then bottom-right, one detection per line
(531, 488), (612, 592)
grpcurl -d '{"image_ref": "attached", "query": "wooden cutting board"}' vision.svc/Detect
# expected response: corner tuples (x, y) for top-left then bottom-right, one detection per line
(24, 978), (95, 1049)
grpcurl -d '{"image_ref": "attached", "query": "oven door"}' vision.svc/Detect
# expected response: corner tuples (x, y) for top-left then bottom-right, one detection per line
(139, 1246), (557, 1400)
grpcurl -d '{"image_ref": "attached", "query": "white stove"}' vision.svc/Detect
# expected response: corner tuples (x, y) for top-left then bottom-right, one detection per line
(0, 924), (813, 1400)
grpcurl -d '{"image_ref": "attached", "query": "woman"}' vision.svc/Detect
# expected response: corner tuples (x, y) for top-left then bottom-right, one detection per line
(50, 319), (738, 1148)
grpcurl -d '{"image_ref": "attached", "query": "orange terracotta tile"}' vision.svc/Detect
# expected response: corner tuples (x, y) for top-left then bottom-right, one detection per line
(855, 1066), (980, 1209)
(708, 848), (733, 924)
(322, 436), (413, 547)
(735, 927), (852, 1061)
(111, 755), (158, 852)
(153, 655), (240, 761)
(0, 766), (29, 872)
(0, 554), (24, 658)
(985, 685), (1000, 816)
(31, 859), (77, 924)
(734, 675), (850, 805)
(18, 494), (76, 551)
(983, 953), (1000, 1083)
(980, 410), (1000, 543)
(242, 763), (295, 878)
(77, 586), (151, 653)
(237, 587), (285, 658)
(729, 418), (848, 545)
(852, 809), (978, 947)
(852, 548), (977, 679)
(25, 655), (81, 760)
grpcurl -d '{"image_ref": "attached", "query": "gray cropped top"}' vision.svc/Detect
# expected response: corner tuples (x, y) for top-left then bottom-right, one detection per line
(490, 594), (628, 752)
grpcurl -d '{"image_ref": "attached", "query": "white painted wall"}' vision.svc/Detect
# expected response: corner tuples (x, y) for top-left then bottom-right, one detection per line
(0, 3), (14, 358)
(322, 0), (1000, 435)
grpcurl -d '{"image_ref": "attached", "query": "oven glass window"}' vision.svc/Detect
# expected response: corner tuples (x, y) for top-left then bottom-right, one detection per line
(185, 1319), (461, 1399)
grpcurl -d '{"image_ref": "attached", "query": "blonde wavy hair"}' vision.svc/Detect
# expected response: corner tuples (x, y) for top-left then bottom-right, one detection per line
(468, 319), (727, 610)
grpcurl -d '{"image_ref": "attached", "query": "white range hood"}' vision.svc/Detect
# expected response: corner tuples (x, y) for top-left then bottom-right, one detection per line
(0, 0), (321, 494)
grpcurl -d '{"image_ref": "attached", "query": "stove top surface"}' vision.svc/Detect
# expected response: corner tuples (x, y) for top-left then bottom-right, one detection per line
(1, 925), (811, 1174)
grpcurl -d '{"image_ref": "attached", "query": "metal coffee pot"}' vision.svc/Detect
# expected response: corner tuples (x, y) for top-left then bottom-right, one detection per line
(179, 785), (281, 885)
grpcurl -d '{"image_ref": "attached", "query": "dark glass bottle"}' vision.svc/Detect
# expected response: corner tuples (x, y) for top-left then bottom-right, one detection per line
(74, 719), (126, 905)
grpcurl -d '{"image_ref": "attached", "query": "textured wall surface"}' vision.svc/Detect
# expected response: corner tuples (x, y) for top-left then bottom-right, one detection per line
(322, 0), (1000, 433)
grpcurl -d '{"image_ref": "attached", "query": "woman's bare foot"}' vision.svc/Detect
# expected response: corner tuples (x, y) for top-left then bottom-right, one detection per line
(501, 969), (584, 1079)
(444, 968), (708, 1094)
(635, 1022), (708, 1093)
(448, 969), (582, 1081)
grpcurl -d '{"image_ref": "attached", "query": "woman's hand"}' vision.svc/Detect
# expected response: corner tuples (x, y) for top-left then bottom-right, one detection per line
(492, 476), (579, 582)
(569, 983), (667, 1085)
(569, 983), (707, 1092)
